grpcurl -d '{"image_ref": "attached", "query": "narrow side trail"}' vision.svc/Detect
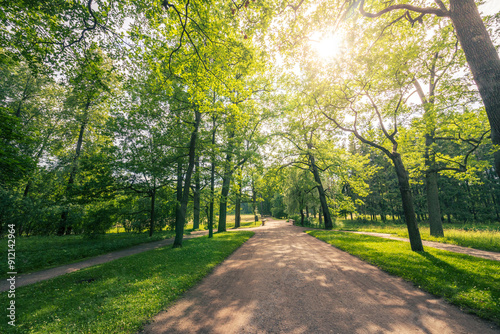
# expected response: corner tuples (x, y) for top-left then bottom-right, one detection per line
(142, 218), (498, 334)
(0, 231), (210, 292)
(343, 231), (500, 261)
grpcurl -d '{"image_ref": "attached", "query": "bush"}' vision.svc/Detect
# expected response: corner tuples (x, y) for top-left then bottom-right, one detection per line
(82, 202), (117, 236)
(271, 193), (287, 218)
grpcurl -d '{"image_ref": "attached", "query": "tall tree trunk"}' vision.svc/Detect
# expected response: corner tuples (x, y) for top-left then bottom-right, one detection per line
(175, 159), (183, 237)
(300, 209), (305, 226)
(193, 157), (201, 230)
(208, 115), (216, 238)
(217, 131), (235, 233)
(234, 168), (242, 228)
(415, 75), (445, 237)
(308, 153), (334, 229)
(319, 205), (323, 225)
(217, 162), (232, 232)
(173, 110), (200, 248)
(58, 101), (90, 236)
(252, 179), (258, 222)
(391, 154), (424, 251)
(450, 0), (500, 178)
(209, 163), (215, 238)
(149, 188), (156, 237)
(426, 168), (444, 236)
(492, 193), (499, 221)
(234, 193), (241, 229)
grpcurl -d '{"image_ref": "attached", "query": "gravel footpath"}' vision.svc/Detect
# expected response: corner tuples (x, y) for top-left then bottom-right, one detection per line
(141, 218), (499, 334)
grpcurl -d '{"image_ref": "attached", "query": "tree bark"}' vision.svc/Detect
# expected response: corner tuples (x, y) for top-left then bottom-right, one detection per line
(449, 0), (500, 178)
(208, 116), (216, 238)
(426, 168), (444, 236)
(217, 131), (235, 233)
(415, 61), (446, 236)
(252, 179), (258, 222)
(209, 162), (215, 238)
(235, 193), (241, 228)
(175, 159), (183, 236)
(424, 115), (444, 237)
(234, 168), (242, 228)
(173, 110), (200, 248)
(309, 152), (334, 229)
(149, 188), (156, 237)
(193, 157), (201, 230)
(217, 161), (232, 232)
(391, 154), (424, 251)
(319, 205), (323, 225)
(300, 208), (305, 226)
(492, 193), (500, 221)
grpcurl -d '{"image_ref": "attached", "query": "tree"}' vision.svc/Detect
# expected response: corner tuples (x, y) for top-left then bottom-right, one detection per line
(113, 78), (178, 237)
(284, 168), (317, 225)
(217, 103), (267, 232)
(173, 108), (201, 247)
(301, 32), (426, 250)
(353, 0), (500, 178)
(57, 46), (117, 235)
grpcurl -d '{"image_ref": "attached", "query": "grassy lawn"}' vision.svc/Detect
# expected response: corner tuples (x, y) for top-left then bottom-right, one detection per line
(0, 230), (182, 278)
(1, 215), (260, 279)
(307, 230), (500, 326)
(335, 219), (500, 252)
(0, 231), (254, 334)
(185, 214), (261, 231)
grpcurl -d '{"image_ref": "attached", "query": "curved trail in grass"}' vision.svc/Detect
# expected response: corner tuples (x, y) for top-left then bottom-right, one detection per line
(342, 231), (500, 261)
(0, 231), (211, 292)
(142, 218), (498, 334)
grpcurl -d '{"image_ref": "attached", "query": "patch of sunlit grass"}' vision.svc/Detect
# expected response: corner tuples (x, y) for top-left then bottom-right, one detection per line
(335, 220), (500, 252)
(186, 214), (261, 231)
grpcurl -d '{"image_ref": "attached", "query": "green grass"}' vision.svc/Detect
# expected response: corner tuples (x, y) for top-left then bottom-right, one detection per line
(307, 230), (500, 325)
(0, 230), (183, 277)
(185, 214), (261, 231)
(0, 231), (254, 334)
(335, 219), (500, 252)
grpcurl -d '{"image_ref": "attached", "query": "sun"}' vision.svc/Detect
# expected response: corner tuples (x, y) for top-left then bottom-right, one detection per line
(310, 34), (342, 60)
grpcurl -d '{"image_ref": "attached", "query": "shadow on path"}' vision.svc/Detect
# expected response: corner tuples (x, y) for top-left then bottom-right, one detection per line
(141, 219), (499, 334)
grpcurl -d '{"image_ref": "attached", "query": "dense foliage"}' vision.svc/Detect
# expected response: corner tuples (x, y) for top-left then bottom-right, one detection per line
(1, 0), (499, 249)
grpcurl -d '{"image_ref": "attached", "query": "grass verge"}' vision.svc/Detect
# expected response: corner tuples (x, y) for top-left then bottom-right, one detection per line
(335, 220), (500, 252)
(0, 230), (185, 278)
(1, 231), (254, 333)
(307, 230), (500, 326)
(186, 214), (261, 231)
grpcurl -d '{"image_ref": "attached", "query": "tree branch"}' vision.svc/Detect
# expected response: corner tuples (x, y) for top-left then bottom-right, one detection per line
(359, 0), (449, 19)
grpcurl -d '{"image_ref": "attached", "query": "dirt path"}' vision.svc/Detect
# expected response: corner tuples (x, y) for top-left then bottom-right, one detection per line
(343, 231), (500, 261)
(142, 218), (499, 334)
(0, 231), (209, 293)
